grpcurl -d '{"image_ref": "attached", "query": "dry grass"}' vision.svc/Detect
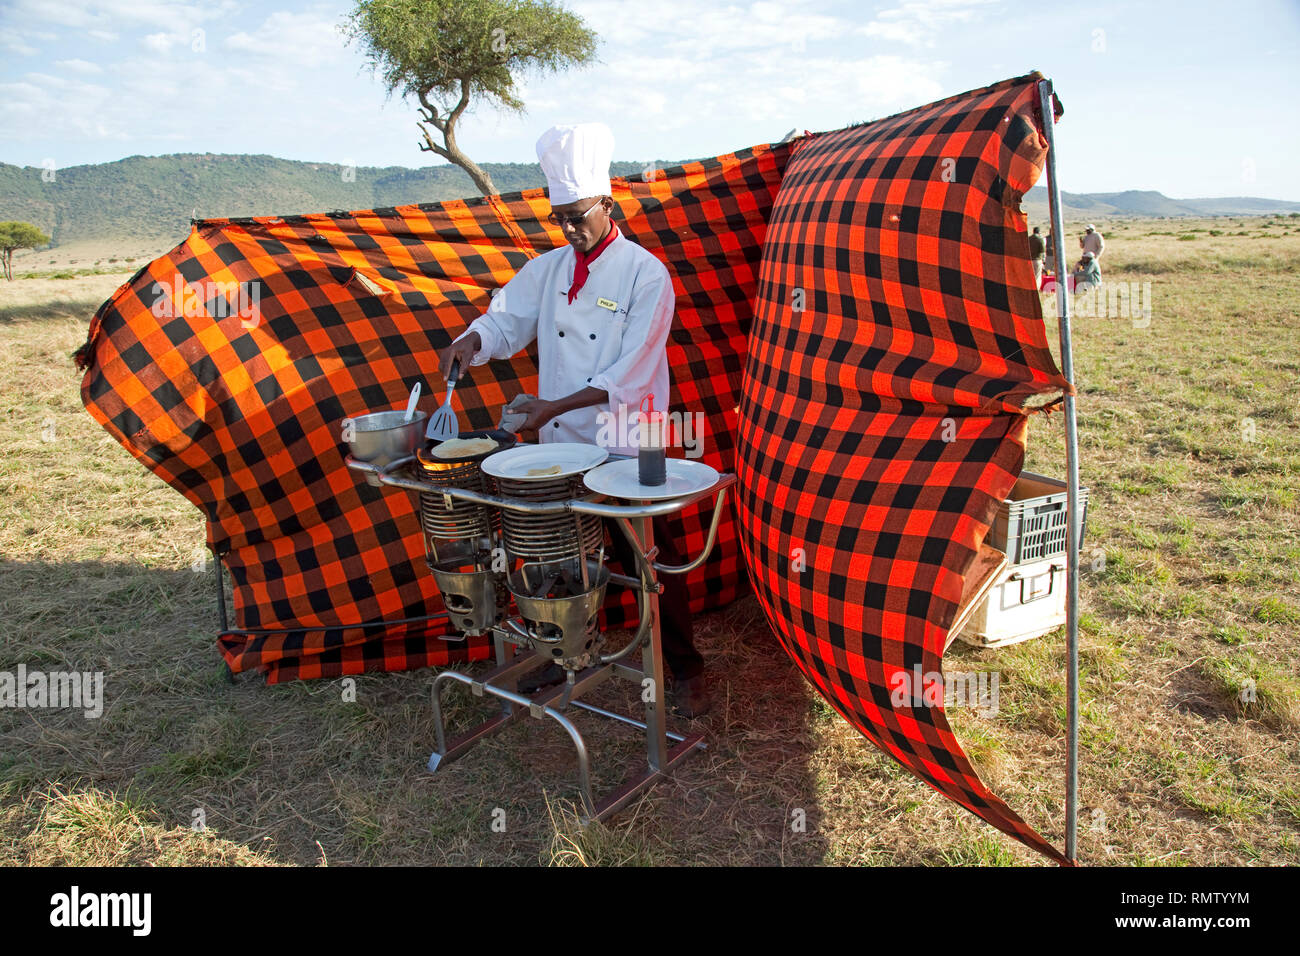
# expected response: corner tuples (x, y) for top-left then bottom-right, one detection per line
(2, 785), (285, 866)
(10, 240), (174, 278)
(0, 271), (138, 324)
(1, 215), (1298, 866)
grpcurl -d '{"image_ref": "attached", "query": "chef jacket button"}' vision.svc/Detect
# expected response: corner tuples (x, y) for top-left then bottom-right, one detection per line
(558, 330), (565, 337)
(586, 377), (592, 383)
(589, 332), (596, 340)
(553, 421), (560, 428)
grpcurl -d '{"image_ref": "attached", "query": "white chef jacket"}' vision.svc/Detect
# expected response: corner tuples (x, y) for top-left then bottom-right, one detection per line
(455, 229), (674, 456)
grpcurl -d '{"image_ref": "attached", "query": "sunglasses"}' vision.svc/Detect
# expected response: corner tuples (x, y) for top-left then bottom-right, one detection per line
(547, 200), (604, 227)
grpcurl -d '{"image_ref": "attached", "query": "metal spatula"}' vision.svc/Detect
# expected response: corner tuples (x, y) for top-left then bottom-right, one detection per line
(426, 357), (461, 442)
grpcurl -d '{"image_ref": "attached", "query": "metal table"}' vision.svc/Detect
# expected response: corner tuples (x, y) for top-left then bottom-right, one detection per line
(346, 450), (735, 823)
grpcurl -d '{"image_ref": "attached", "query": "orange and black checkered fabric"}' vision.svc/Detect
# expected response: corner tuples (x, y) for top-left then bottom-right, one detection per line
(77, 143), (790, 683)
(736, 74), (1073, 862)
(79, 72), (1075, 861)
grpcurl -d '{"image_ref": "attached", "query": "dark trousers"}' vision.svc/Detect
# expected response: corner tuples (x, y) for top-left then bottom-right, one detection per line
(604, 514), (703, 680)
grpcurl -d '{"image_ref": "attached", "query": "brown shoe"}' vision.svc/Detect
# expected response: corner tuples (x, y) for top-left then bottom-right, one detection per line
(671, 674), (711, 718)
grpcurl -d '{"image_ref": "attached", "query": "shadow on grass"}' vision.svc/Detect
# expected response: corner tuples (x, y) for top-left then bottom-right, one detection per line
(0, 299), (108, 325)
(0, 557), (828, 865)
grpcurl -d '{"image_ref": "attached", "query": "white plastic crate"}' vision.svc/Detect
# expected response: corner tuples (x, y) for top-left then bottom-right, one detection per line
(956, 556), (1067, 649)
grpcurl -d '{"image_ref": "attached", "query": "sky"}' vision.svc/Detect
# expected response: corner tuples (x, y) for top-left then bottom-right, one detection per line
(1, 0), (1298, 200)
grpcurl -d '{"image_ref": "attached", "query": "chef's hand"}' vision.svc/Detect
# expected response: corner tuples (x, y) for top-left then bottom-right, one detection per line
(438, 332), (481, 382)
(512, 398), (557, 433)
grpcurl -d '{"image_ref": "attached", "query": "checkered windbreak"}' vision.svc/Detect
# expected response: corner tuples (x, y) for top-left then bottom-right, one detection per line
(77, 142), (790, 683)
(78, 71), (1074, 860)
(735, 74), (1074, 862)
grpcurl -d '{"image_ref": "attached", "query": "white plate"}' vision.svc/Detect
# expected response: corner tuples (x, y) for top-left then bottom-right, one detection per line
(583, 458), (720, 500)
(480, 442), (609, 481)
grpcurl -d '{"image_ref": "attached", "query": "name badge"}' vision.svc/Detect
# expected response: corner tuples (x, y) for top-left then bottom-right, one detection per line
(596, 297), (618, 312)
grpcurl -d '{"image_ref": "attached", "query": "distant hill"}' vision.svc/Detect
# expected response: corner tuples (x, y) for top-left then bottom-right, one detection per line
(3, 153), (1299, 254)
(1021, 187), (1300, 222)
(0, 153), (663, 252)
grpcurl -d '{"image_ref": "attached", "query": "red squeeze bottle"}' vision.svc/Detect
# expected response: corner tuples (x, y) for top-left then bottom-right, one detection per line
(638, 394), (666, 486)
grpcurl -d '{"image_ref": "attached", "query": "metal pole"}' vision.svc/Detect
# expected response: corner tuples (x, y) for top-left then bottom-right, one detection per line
(566, 699), (693, 743)
(214, 550), (234, 683)
(214, 550), (228, 633)
(640, 508), (670, 772)
(1037, 78), (1080, 863)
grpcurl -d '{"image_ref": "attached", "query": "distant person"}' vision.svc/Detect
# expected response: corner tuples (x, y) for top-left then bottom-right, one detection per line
(1072, 251), (1101, 293)
(1081, 224), (1105, 259)
(1028, 226), (1046, 284)
(1044, 229), (1054, 273)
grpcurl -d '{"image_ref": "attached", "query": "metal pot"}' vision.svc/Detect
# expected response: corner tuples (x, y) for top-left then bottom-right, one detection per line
(345, 409), (427, 485)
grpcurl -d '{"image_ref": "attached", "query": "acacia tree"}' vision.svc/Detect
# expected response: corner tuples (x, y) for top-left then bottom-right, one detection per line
(344, 0), (599, 196)
(0, 221), (50, 281)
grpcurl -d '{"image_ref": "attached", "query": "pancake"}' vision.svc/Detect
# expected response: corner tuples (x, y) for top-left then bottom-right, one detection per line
(431, 436), (498, 459)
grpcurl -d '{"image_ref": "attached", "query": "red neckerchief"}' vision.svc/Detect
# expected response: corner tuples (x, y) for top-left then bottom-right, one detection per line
(567, 221), (619, 304)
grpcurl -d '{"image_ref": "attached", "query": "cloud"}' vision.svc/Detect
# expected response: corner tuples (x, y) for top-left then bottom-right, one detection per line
(0, 28), (39, 56)
(722, 53), (947, 124)
(2, 0), (952, 174)
(4, 0), (235, 31)
(860, 0), (1000, 47)
(223, 9), (353, 68)
(0, 0), (231, 75)
(471, 42), (945, 161)
(54, 58), (104, 74)
(569, 0), (846, 55)
(0, 3), (387, 165)
(0, 72), (121, 146)
(141, 32), (177, 53)
(480, 2), (947, 151)
(862, 20), (927, 45)
(137, 25), (221, 57)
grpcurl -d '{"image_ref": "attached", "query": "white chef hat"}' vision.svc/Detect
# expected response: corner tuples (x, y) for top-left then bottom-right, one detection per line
(535, 123), (614, 206)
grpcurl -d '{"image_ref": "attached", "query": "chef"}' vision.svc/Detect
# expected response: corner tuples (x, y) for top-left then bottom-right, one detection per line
(436, 122), (710, 717)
